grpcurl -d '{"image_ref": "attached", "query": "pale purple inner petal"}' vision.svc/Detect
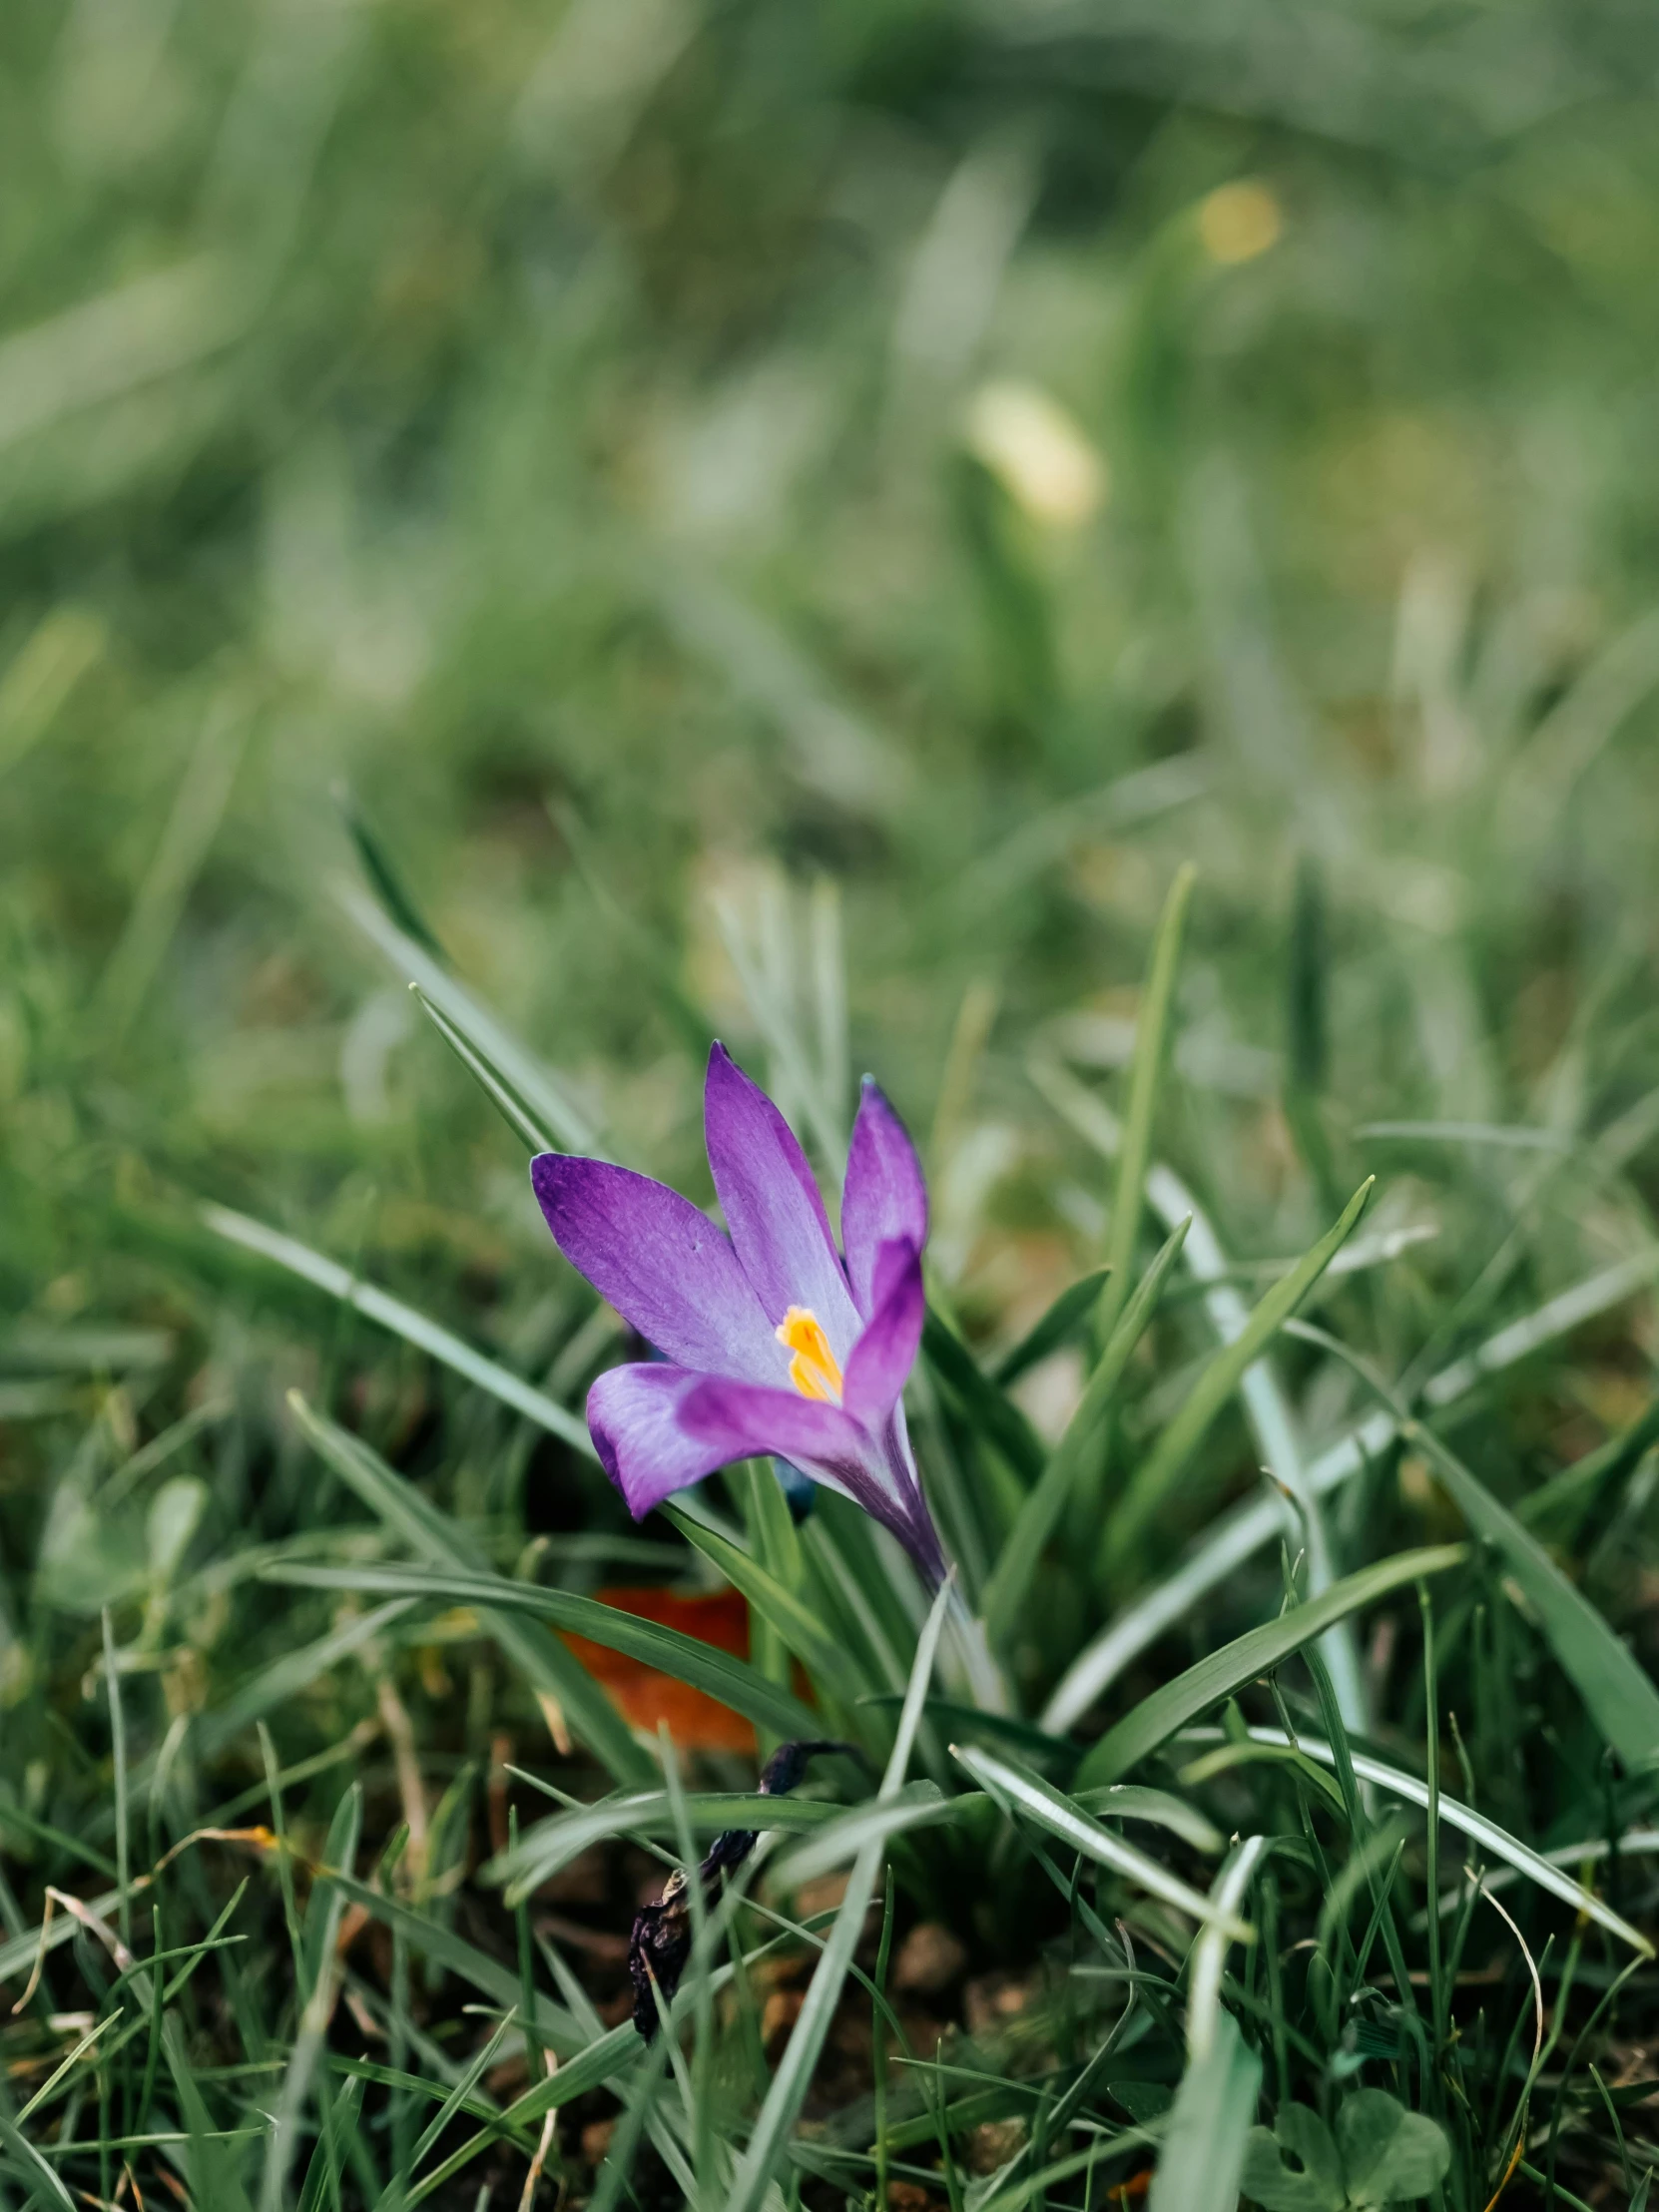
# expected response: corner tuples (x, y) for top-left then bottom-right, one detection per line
(702, 1044), (860, 1359)
(532, 1153), (786, 1383)
(840, 1078), (928, 1318)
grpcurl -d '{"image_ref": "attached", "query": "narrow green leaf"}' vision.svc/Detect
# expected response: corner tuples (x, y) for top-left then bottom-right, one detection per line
(991, 1269), (1111, 1386)
(0, 2101), (78, 2208)
(922, 1306), (1045, 1487)
(769, 1786), (959, 1887)
(662, 1501), (870, 1715)
(412, 984), (558, 1156)
(265, 1557), (822, 1746)
(1075, 1544), (1465, 1789)
(1098, 861), (1196, 1344)
(1104, 1179), (1375, 1572)
(1144, 2009), (1262, 2212)
(1072, 1785), (1225, 1855)
(950, 1743), (1251, 1937)
(982, 1218), (1189, 1647)
(339, 879), (601, 1153)
(338, 787), (445, 959)
(207, 1211), (595, 1453)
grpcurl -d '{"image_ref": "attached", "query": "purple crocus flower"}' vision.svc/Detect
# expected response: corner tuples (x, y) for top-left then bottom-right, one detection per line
(530, 1044), (947, 1587)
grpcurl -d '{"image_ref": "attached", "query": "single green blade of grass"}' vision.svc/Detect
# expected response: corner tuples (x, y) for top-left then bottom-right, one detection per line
(982, 1219), (1189, 1649)
(951, 1743), (1251, 1937)
(1145, 2010), (1261, 2212)
(413, 984), (559, 1157)
(1098, 860), (1196, 1345)
(266, 1557), (823, 1746)
(339, 787), (446, 959)
(662, 1500), (871, 1717)
(0, 2101), (78, 2209)
(1102, 1178), (1375, 1575)
(1072, 1785), (1226, 1854)
(286, 1392), (652, 1786)
(1074, 1543), (1465, 1788)
(206, 1214), (595, 1453)
(338, 879), (602, 1154)
(991, 1268), (1111, 1386)
(922, 1305), (1046, 1488)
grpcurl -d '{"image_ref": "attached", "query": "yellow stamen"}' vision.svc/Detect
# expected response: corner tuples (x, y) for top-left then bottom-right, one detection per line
(776, 1307), (843, 1404)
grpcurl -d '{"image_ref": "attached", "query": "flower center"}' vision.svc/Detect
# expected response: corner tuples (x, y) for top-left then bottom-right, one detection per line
(776, 1307), (843, 1404)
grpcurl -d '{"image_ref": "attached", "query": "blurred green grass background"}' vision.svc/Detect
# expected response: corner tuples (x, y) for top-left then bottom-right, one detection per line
(9, 0), (1659, 1306)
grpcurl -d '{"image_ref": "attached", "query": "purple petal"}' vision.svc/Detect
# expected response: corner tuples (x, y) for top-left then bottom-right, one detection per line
(586, 1363), (744, 1516)
(841, 1079), (928, 1318)
(682, 1373), (947, 1586)
(531, 1154), (784, 1383)
(841, 1238), (924, 1422)
(678, 1373), (871, 1479)
(702, 1044), (859, 1358)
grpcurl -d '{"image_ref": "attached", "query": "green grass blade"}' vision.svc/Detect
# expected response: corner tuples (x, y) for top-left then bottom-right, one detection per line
(412, 984), (559, 1156)
(662, 1500), (871, 1715)
(950, 1742), (1251, 1936)
(409, 2012), (517, 2166)
(991, 1268), (1111, 1386)
(1186, 1835), (1270, 2061)
(286, 1392), (652, 1786)
(982, 1219), (1189, 1648)
(338, 787), (445, 958)
(922, 1305), (1045, 1488)
(205, 1213), (595, 1454)
(0, 2101), (78, 2209)
(1071, 1785), (1225, 1854)
(339, 879), (602, 1154)
(1074, 1543), (1465, 1788)
(1145, 2010), (1261, 2212)
(1102, 1178), (1375, 1574)
(768, 1787), (958, 1887)
(269, 1559), (822, 1745)
(1097, 860), (1196, 1344)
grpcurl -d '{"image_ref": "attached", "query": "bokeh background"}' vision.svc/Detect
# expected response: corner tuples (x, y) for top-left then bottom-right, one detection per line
(7, 0), (1659, 1628)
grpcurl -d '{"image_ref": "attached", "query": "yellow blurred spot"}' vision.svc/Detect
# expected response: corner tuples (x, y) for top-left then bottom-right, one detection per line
(777, 1306), (843, 1403)
(963, 379), (1105, 529)
(1199, 180), (1283, 266)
